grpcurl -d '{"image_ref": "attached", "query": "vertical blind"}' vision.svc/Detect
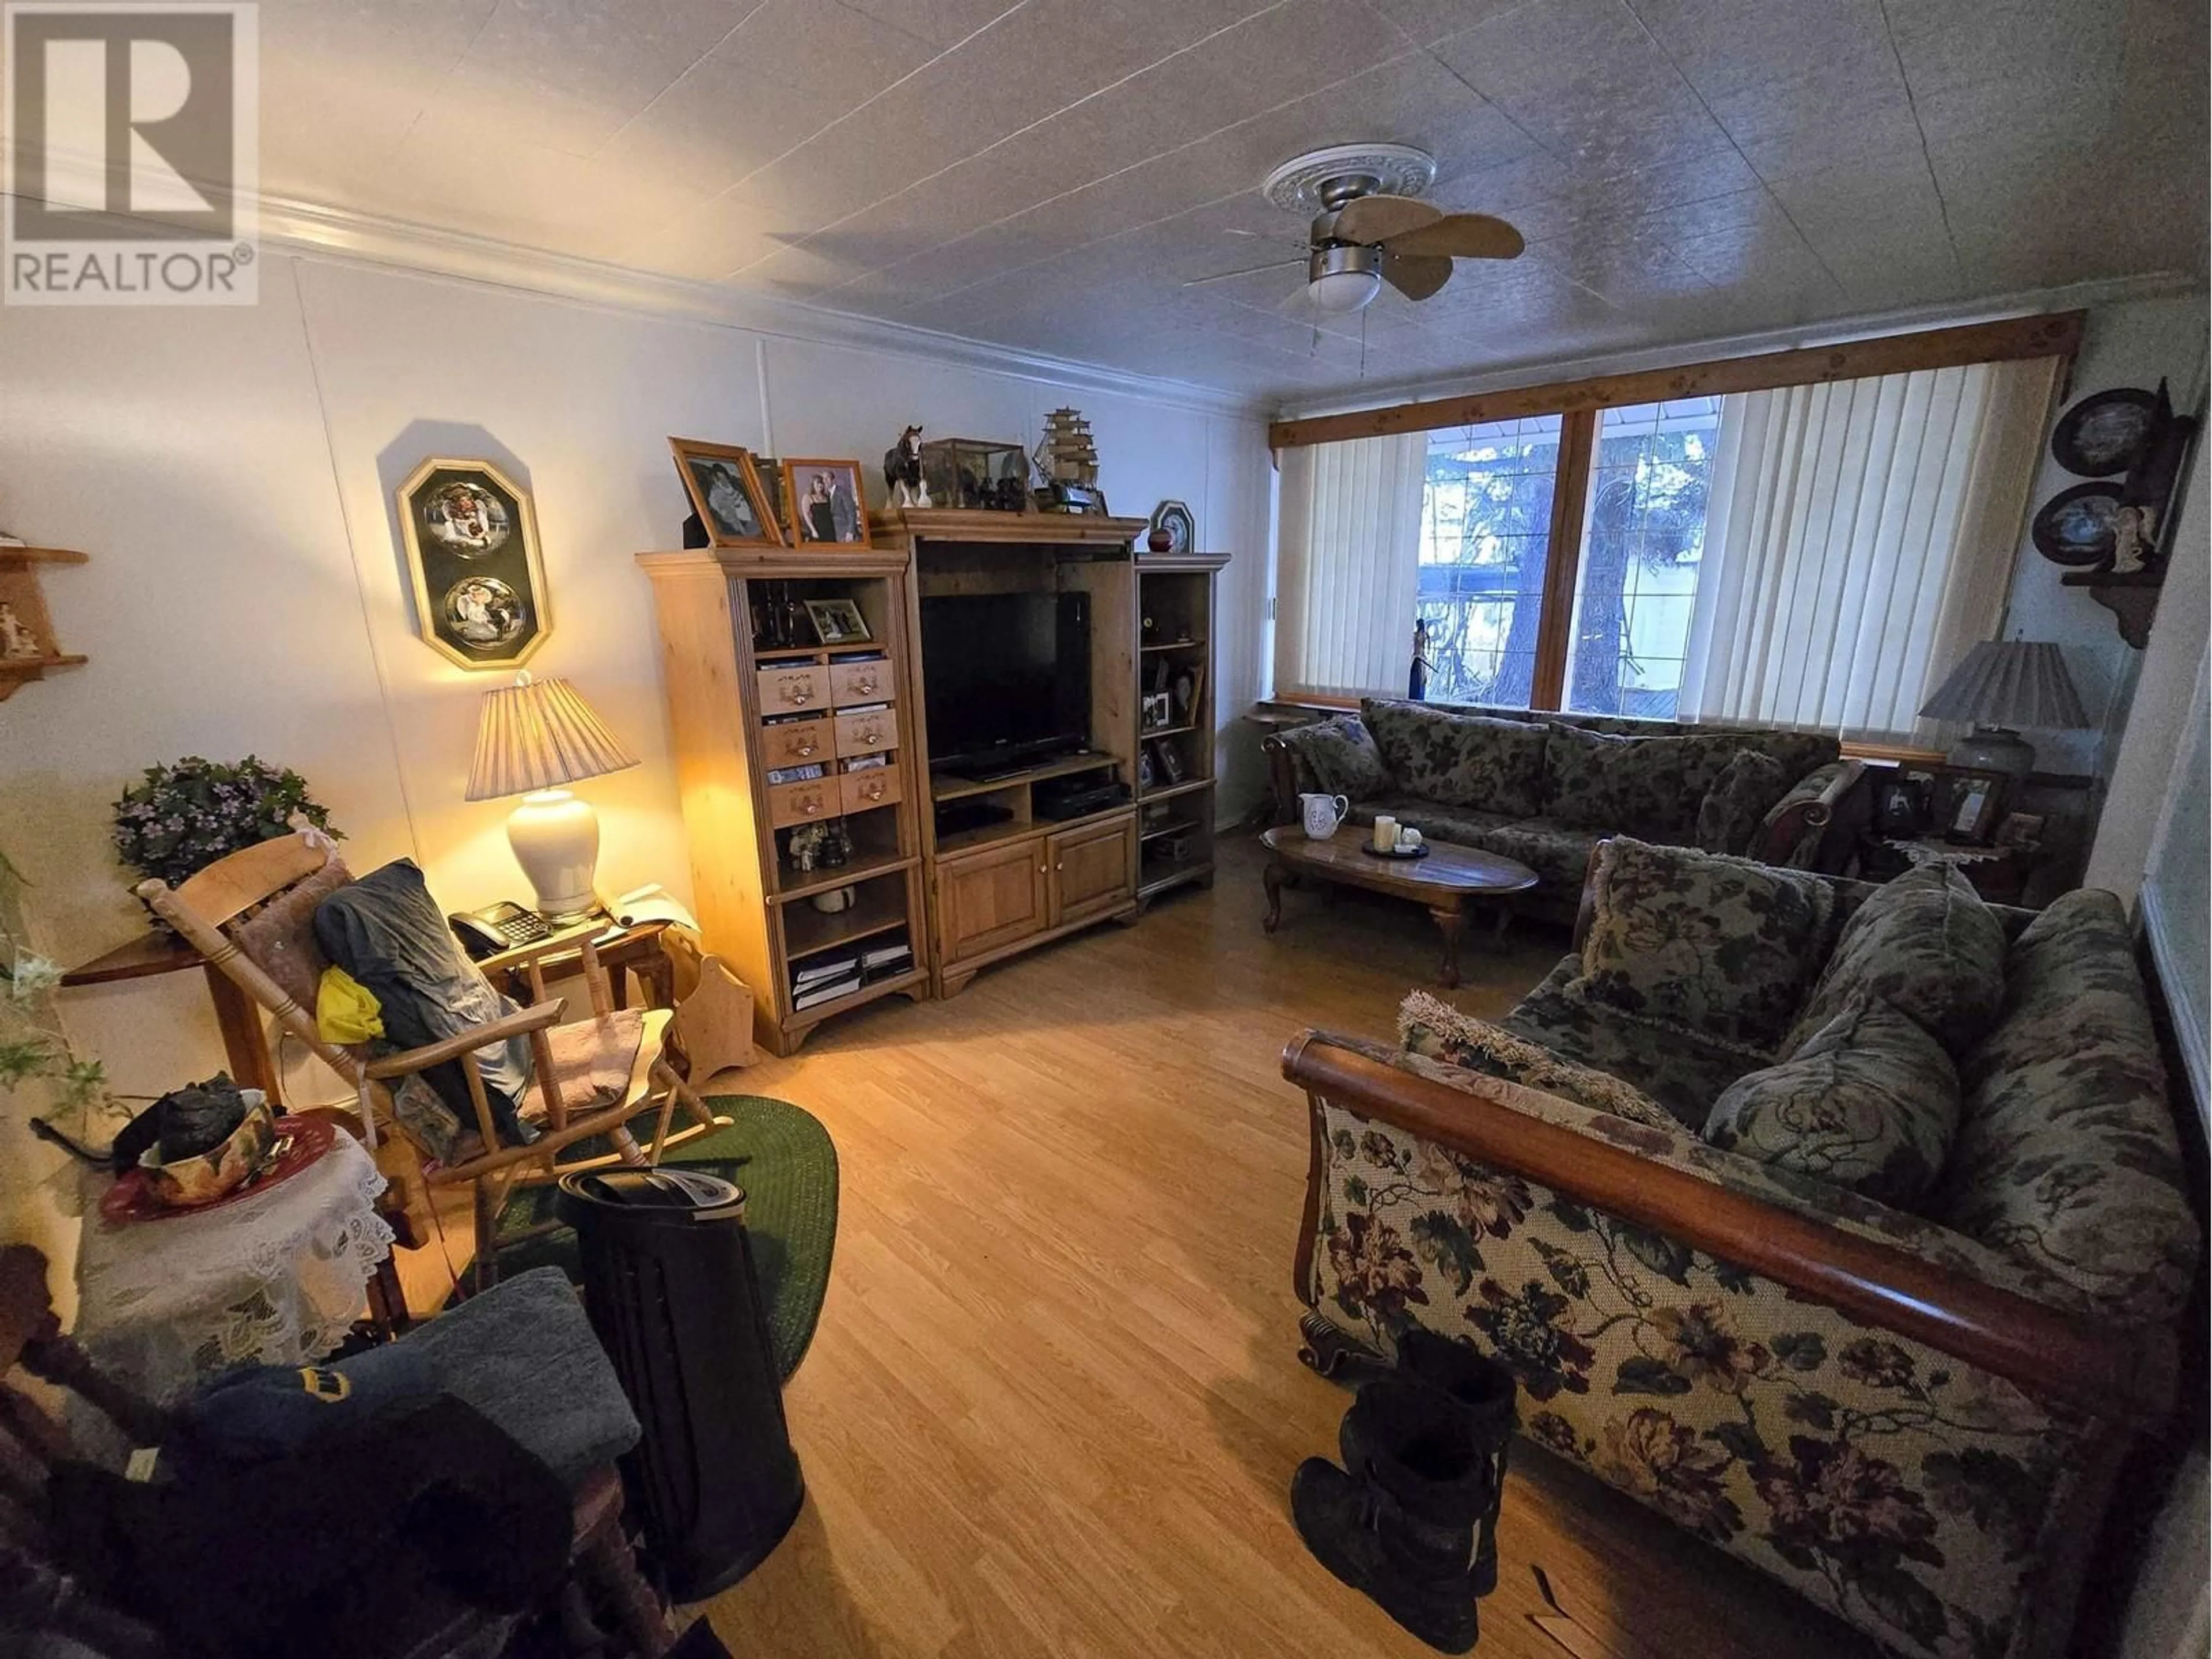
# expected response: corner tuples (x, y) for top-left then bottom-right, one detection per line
(1274, 431), (1427, 698)
(1678, 355), (2061, 743)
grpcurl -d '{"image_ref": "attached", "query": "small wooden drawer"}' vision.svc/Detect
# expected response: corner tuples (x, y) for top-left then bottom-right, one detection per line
(829, 659), (894, 707)
(834, 705), (899, 757)
(756, 663), (830, 713)
(840, 767), (903, 815)
(766, 777), (836, 828)
(759, 715), (832, 768)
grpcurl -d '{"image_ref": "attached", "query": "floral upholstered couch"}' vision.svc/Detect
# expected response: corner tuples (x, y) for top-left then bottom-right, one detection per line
(1264, 698), (1870, 922)
(1284, 840), (2199, 1659)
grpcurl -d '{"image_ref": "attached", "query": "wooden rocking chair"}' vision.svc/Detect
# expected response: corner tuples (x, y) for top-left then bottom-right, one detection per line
(138, 831), (725, 1294)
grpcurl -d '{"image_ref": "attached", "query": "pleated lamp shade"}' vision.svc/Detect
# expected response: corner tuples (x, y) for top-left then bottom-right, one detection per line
(1918, 641), (2090, 730)
(466, 673), (639, 801)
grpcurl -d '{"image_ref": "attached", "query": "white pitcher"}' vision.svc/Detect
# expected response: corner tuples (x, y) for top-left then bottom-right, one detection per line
(1300, 792), (1349, 839)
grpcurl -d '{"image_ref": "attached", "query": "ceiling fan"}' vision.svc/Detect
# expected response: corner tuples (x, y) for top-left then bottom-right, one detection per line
(1187, 143), (1524, 318)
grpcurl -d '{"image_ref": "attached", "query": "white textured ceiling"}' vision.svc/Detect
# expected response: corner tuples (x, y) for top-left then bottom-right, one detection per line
(260, 0), (2209, 400)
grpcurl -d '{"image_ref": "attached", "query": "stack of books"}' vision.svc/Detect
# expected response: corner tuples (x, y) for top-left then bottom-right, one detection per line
(861, 937), (912, 982)
(791, 953), (861, 1010)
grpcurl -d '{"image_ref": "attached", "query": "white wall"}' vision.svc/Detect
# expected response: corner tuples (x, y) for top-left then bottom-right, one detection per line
(0, 255), (1272, 1271)
(2007, 293), (2210, 778)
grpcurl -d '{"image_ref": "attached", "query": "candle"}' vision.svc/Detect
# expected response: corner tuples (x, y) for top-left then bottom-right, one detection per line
(1372, 815), (1398, 852)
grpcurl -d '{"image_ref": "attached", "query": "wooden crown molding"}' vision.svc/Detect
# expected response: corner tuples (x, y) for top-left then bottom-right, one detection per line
(1269, 311), (2089, 449)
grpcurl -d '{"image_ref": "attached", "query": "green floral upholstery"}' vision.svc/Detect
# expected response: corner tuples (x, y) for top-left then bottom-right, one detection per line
(1505, 957), (1758, 1127)
(1398, 990), (1679, 1130)
(1572, 838), (1837, 1054)
(1305, 1065), (2100, 1659)
(1359, 699), (1549, 817)
(1705, 996), (1961, 1208)
(1272, 713), (1389, 801)
(1934, 891), (2197, 1322)
(1695, 749), (1794, 855)
(1787, 863), (2006, 1057)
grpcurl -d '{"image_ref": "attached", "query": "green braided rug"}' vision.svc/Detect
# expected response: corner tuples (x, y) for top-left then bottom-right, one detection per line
(492, 1095), (838, 1381)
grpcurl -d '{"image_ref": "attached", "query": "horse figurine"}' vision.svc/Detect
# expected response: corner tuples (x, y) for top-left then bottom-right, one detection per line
(883, 425), (930, 509)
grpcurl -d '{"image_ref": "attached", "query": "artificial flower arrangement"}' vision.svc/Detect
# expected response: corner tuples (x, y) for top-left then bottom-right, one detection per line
(0, 848), (107, 1120)
(112, 755), (341, 890)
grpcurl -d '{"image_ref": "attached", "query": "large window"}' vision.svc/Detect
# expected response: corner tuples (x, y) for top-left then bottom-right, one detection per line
(1417, 415), (1560, 707)
(1271, 340), (2062, 745)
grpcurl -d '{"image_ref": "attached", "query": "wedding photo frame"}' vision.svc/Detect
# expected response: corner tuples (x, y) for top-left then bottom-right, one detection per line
(670, 438), (783, 550)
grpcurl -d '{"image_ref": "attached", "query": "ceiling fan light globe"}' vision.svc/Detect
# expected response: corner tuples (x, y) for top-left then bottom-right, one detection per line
(1306, 268), (1382, 313)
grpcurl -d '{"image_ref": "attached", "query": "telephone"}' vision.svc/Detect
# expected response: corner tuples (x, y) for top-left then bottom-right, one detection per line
(448, 900), (554, 960)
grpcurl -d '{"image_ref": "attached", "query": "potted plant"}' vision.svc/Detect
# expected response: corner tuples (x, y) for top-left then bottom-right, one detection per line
(1, 848), (116, 1146)
(112, 755), (342, 894)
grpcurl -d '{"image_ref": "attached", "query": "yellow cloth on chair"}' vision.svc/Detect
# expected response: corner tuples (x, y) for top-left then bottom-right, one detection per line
(316, 965), (385, 1044)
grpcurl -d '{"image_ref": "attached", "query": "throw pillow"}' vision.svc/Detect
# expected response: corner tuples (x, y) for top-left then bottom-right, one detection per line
(1704, 995), (1961, 1208)
(1695, 750), (1794, 855)
(1784, 861), (2005, 1056)
(1571, 836), (1836, 1054)
(1360, 699), (1548, 817)
(1277, 713), (1389, 801)
(232, 854), (353, 1016)
(1399, 989), (1681, 1131)
(1540, 725), (1749, 839)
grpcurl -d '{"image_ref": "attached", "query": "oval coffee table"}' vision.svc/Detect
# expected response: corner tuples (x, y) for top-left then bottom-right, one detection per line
(1259, 825), (1539, 988)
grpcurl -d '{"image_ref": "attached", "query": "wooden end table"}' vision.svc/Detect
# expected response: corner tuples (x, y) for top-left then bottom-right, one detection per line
(1259, 826), (1539, 988)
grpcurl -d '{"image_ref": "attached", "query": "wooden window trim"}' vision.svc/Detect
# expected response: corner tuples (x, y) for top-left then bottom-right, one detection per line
(1530, 408), (1593, 711)
(1268, 312), (2084, 450)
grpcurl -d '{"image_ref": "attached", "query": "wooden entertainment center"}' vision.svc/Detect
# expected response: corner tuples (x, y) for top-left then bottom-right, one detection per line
(639, 511), (1226, 1052)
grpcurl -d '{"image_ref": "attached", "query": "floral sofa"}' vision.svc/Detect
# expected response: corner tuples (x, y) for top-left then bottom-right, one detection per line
(1285, 840), (2199, 1659)
(1264, 699), (1869, 922)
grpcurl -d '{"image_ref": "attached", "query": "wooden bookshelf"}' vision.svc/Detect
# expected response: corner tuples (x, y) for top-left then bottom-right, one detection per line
(1133, 556), (1229, 904)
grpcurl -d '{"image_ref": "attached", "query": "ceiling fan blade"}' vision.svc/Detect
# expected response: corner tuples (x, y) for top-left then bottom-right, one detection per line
(1183, 257), (1305, 287)
(1382, 252), (1453, 301)
(1334, 194), (1438, 245)
(1383, 213), (1526, 261)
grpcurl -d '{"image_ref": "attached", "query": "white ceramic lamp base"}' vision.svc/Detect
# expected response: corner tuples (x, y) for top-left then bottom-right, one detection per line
(506, 788), (601, 920)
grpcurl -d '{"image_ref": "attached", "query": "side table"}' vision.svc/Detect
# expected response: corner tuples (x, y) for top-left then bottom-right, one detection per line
(1857, 835), (2039, 906)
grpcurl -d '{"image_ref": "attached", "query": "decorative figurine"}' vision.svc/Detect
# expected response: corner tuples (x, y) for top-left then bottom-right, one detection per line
(1409, 617), (1432, 700)
(2111, 504), (2149, 575)
(884, 425), (931, 509)
(0, 603), (40, 660)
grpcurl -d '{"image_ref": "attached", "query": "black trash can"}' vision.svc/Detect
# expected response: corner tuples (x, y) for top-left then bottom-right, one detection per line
(555, 1168), (803, 1599)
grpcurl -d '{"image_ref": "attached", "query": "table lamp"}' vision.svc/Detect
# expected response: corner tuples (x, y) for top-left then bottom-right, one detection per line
(1917, 639), (2089, 778)
(467, 672), (639, 921)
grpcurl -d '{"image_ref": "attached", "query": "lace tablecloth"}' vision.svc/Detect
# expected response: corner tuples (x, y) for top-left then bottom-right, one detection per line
(74, 1131), (395, 1403)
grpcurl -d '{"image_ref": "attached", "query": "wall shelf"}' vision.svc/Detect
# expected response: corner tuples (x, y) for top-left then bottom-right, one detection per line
(0, 546), (88, 701)
(2059, 567), (2162, 649)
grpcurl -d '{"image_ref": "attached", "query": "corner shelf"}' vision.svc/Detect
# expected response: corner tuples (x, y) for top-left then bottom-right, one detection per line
(0, 546), (88, 701)
(2060, 568), (2162, 649)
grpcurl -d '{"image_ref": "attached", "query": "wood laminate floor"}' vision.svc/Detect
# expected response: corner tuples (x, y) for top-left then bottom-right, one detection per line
(411, 836), (1880, 1658)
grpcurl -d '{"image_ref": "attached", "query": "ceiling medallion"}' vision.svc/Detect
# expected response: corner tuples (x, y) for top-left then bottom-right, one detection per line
(1262, 143), (1439, 214)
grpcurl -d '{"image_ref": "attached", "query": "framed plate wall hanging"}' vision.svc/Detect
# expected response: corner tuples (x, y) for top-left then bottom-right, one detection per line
(397, 457), (551, 669)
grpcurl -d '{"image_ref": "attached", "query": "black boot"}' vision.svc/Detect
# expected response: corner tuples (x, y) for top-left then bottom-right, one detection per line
(1343, 1330), (1518, 1596)
(1291, 1376), (1490, 1653)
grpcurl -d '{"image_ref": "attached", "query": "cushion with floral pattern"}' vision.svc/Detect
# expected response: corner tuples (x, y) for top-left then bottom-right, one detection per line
(1360, 699), (1548, 817)
(1695, 749), (1794, 856)
(1703, 994), (1960, 1207)
(1571, 837), (1836, 1054)
(1542, 725), (1781, 840)
(1274, 713), (1389, 801)
(1399, 989), (1680, 1130)
(1785, 862), (2003, 1058)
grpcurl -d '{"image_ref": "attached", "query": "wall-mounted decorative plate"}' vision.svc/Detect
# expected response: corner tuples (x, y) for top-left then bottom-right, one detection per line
(397, 457), (550, 669)
(2050, 388), (2159, 476)
(2030, 481), (2123, 566)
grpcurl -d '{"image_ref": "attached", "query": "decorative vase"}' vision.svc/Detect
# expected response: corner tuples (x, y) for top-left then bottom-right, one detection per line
(1147, 527), (1172, 553)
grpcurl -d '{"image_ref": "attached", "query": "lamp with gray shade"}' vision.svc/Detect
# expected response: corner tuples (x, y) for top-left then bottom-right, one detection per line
(467, 672), (640, 919)
(1918, 639), (2089, 778)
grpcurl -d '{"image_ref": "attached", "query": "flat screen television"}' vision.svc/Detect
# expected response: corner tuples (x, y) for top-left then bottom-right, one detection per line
(921, 590), (1090, 775)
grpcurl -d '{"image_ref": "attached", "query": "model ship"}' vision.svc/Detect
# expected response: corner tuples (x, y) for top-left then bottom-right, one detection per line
(1033, 408), (1104, 513)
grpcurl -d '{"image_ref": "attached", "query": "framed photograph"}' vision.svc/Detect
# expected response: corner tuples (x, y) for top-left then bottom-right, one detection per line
(1874, 770), (1933, 836)
(1995, 812), (2046, 849)
(781, 459), (871, 547)
(396, 457), (550, 671)
(1170, 660), (1205, 725)
(1141, 691), (1173, 734)
(803, 598), (871, 645)
(1935, 766), (2012, 847)
(1136, 747), (1156, 790)
(669, 438), (782, 549)
(1153, 739), (1185, 785)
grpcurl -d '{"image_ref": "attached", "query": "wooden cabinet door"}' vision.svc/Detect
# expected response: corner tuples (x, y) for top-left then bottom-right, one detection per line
(938, 839), (1048, 965)
(1047, 815), (1136, 929)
